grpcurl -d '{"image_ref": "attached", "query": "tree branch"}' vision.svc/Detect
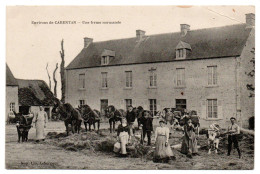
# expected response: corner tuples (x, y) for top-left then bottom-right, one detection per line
(46, 63), (51, 90)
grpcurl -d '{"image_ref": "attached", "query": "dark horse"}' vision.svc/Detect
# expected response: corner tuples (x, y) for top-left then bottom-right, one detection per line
(78, 105), (101, 132)
(105, 105), (126, 133)
(13, 111), (33, 142)
(55, 103), (83, 136)
(133, 106), (144, 130)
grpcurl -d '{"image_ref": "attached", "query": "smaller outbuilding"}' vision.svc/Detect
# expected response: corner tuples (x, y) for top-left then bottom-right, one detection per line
(17, 79), (58, 119)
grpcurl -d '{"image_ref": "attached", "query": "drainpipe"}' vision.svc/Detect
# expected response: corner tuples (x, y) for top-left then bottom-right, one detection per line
(235, 56), (242, 127)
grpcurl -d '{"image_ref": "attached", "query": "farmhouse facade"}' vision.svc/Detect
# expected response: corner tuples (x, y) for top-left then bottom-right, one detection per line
(65, 13), (255, 128)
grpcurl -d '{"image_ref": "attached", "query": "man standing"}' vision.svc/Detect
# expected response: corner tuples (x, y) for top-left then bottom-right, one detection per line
(126, 105), (136, 139)
(227, 117), (241, 158)
(140, 110), (153, 146)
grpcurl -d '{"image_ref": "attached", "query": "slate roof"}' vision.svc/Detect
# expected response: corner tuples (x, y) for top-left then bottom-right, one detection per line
(6, 64), (18, 86)
(17, 79), (57, 106)
(66, 23), (252, 70)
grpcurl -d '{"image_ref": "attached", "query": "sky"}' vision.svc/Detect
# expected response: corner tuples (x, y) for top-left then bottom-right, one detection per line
(6, 6), (255, 99)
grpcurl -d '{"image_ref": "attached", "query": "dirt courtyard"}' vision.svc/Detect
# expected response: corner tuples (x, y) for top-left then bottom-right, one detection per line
(5, 121), (254, 170)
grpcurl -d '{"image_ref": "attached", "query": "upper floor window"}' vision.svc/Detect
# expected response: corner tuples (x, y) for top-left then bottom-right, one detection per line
(101, 72), (108, 88)
(125, 71), (132, 88)
(79, 74), (85, 89)
(101, 56), (109, 65)
(175, 41), (191, 59)
(207, 99), (218, 118)
(10, 102), (15, 112)
(149, 69), (157, 87)
(208, 66), (217, 85)
(176, 68), (185, 86)
(79, 100), (85, 106)
(176, 49), (184, 59)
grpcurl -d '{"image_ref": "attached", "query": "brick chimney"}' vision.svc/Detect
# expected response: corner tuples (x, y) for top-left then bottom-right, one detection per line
(84, 37), (93, 48)
(180, 24), (190, 37)
(136, 30), (146, 40)
(246, 13), (255, 27)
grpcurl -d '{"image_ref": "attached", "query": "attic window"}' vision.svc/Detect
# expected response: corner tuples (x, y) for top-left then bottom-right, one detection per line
(175, 41), (191, 59)
(101, 56), (110, 65)
(176, 49), (185, 59)
(101, 49), (115, 66)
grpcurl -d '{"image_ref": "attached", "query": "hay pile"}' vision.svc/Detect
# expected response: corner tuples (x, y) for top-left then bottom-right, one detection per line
(45, 129), (156, 160)
(46, 130), (115, 153)
(45, 128), (254, 163)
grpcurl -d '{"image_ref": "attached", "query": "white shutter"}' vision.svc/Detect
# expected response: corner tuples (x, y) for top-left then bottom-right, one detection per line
(201, 100), (207, 119)
(218, 100), (223, 119)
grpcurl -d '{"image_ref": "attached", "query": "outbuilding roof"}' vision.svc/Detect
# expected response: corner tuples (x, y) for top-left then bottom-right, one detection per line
(6, 64), (18, 86)
(66, 23), (252, 70)
(17, 79), (57, 106)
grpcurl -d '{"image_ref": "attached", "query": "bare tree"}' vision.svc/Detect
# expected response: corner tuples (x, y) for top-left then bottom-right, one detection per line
(46, 63), (51, 90)
(60, 39), (66, 103)
(53, 63), (58, 97)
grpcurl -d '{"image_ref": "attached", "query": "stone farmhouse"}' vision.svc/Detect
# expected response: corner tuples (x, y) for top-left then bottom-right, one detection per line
(65, 13), (255, 128)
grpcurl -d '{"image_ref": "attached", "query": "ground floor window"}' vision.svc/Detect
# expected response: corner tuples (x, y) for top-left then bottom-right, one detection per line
(79, 100), (85, 106)
(100, 99), (108, 116)
(149, 99), (157, 116)
(207, 99), (218, 118)
(9, 102), (15, 112)
(125, 99), (132, 110)
(176, 99), (186, 109)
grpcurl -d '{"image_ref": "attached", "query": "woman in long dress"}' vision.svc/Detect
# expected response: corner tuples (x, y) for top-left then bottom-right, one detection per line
(153, 119), (175, 163)
(116, 118), (130, 157)
(32, 106), (48, 142)
(181, 118), (198, 158)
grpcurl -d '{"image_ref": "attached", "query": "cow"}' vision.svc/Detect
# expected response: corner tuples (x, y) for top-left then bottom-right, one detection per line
(55, 103), (83, 136)
(207, 123), (221, 154)
(13, 111), (33, 142)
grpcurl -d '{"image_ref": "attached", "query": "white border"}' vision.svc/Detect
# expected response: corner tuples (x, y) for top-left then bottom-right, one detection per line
(1, 1), (258, 174)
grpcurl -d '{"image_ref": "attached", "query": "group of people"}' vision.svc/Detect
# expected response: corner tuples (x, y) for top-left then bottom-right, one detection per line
(115, 105), (242, 162)
(29, 105), (242, 162)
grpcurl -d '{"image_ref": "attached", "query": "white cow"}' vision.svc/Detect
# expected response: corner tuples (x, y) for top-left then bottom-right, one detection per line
(207, 123), (220, 154)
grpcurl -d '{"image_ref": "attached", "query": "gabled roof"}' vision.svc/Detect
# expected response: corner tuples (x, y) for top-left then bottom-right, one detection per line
(66, 23), (252, 70)
(6, 64), (18, 86)
(17, 79), (57, 106)
(101, 49), (116, 57)
(176, 41), (191, 50)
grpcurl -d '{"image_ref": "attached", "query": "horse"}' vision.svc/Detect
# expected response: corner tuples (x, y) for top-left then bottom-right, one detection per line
(133, 106), (144, 129)
(105, 105), (126, 133)
(13, 111), (33, 142)
(78, 105), (101, 132)
(55, 103), (83, 136)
